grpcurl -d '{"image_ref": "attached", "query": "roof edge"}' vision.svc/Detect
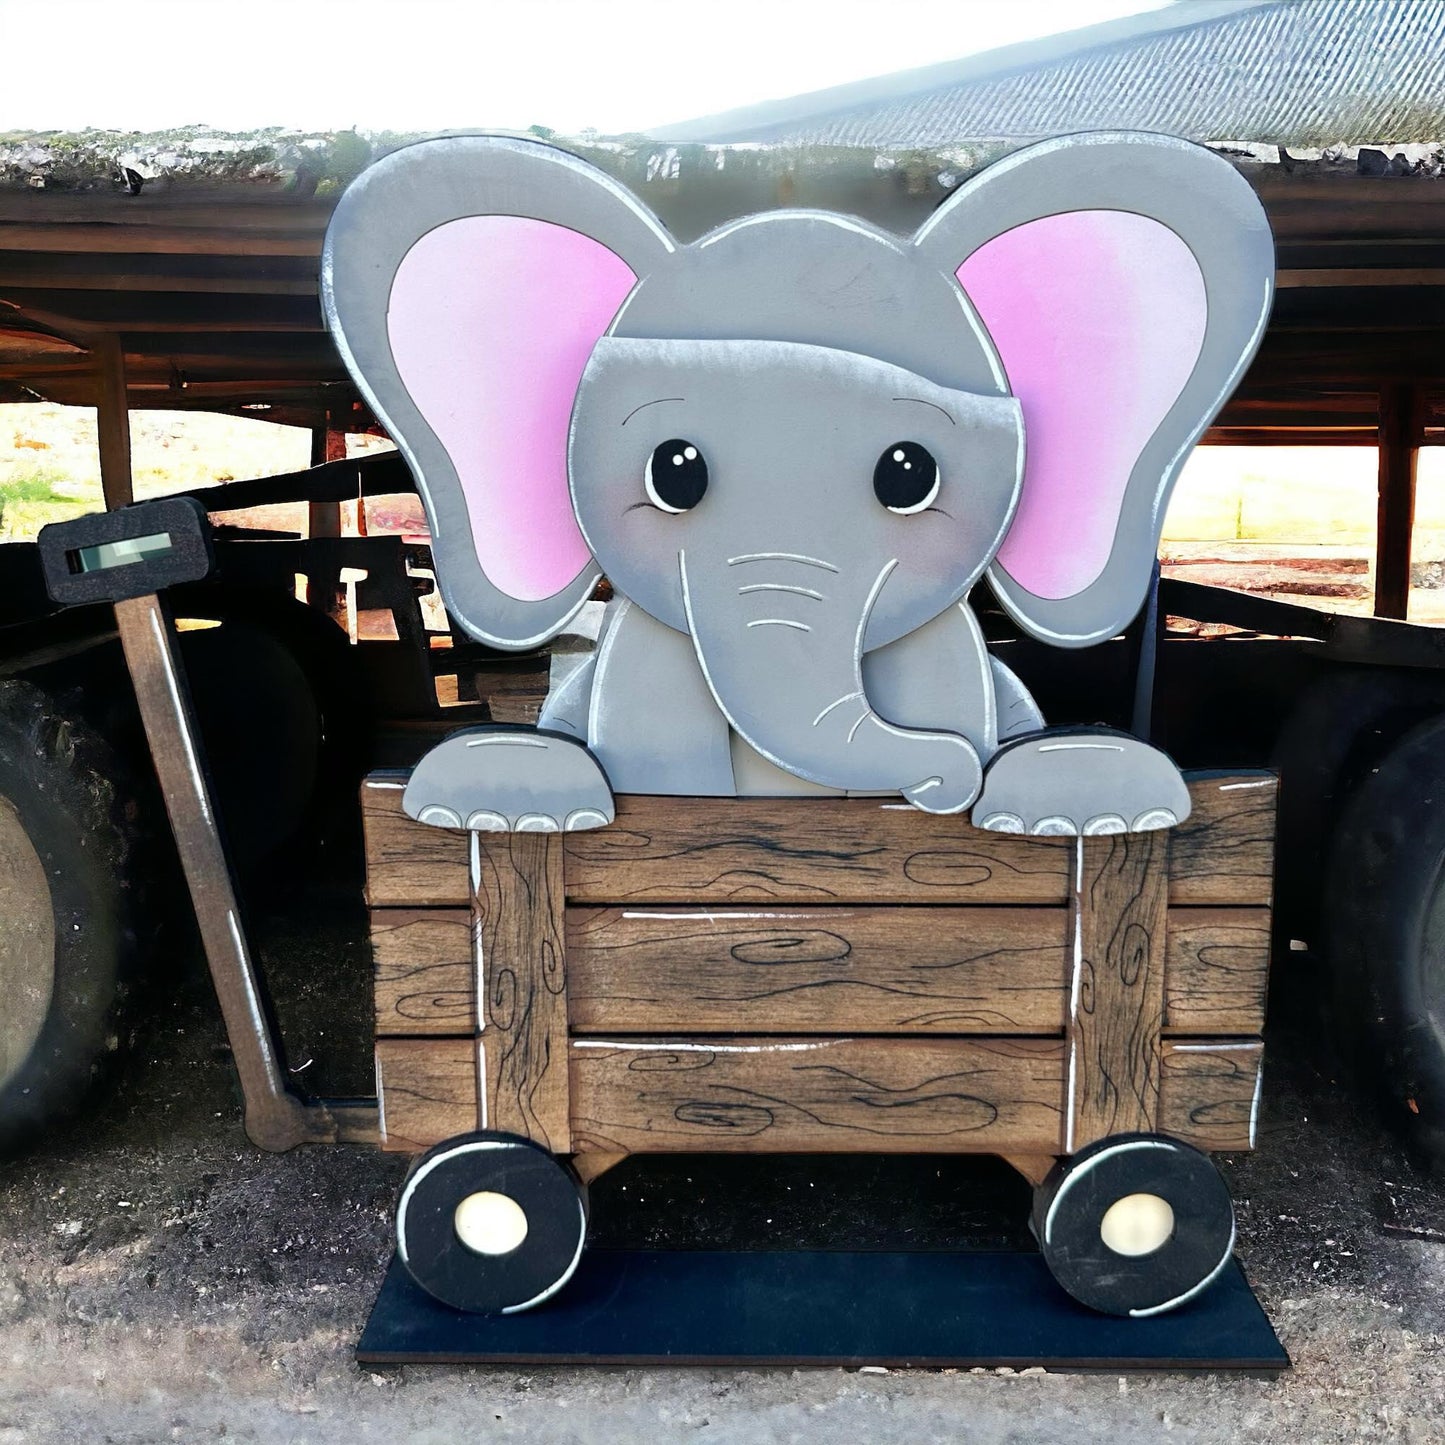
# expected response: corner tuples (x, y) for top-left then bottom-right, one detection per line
(646, 0), (1280, 143)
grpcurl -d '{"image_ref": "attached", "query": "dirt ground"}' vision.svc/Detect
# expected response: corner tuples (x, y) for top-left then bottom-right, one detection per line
(2, 889), (1445, 1445)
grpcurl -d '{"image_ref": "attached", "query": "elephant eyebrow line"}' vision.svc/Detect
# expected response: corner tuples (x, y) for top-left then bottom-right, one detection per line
(892, 397), (956, 424)
(738, 583), (825, 601)
(621, 397), (685, 426)
(746, 618), (812, 632)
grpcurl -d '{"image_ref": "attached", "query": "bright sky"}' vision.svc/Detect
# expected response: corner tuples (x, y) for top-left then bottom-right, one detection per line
(0, 0), (1171, 136)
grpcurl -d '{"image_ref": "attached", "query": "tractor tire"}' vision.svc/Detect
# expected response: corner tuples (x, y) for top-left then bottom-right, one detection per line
(0, 678), (140, 1155)
(1324, 711), (1445, 1166)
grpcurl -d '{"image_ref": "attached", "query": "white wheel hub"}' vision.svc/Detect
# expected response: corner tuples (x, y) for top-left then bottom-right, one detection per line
(1099, 1192), (1175, 1258)
(453, 1190), (529, 1256)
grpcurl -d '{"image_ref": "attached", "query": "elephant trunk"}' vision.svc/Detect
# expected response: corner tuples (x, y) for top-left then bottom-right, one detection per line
(680, 552), (982, 810)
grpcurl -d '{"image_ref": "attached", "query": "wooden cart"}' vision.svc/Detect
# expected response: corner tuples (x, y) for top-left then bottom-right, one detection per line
(363, 770), (1274, 1317)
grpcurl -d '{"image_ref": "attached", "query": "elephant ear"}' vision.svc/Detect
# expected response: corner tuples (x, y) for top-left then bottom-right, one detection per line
(323, 135), (673, 650)
(915, 133), (1274, 648)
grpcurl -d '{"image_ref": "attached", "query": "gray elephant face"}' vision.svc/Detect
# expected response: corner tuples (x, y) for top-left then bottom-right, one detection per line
(322, 131), (1275, 662)
(570, 334), (1023, 649)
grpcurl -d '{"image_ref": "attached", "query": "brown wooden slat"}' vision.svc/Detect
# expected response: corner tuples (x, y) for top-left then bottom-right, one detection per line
(474, 833), (571, 1152)
(372, 909), (475, 1036)
(375, 1036), (478, 1153)
(1068, 831), (1169, 1151)
(566, 905), (1069, 1035)
(1158, 1040), (1262, 1153)
(362, 776), (469, 906)
(565, 796), (1075, 905)
(0, 225), (322, 256)
(568, 1037), (1067, 1155)
(361, 773), (1277, 908)
(1164, 908), (1270, 1035)
(370, 1034), (1263, 1156)
(0, 196), (335, 226)
(1169, 775), (1277, 905)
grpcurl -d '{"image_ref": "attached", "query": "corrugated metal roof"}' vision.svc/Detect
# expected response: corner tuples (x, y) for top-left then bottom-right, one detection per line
(653, 0), (1445, 147)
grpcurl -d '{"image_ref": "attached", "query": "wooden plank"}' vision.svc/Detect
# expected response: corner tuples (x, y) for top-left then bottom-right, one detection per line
(1067, 832), (1169, 1152)
(0, 224), (322, 256)
(362, 774), (1276, 908)
(566, 906), (1069, 1035)
(371, 910), (475, 1036)
(1169, 774), (1277, 905)
(474, 834), (571, 1152)
(93, 334), (133, 509)
(1376, 382), (1424, 620)
(362, 776), (469, 906)
(567, 796), (1076, 905)
(1163, 908), (1270, 1036)
(1158, 1040), (1263, 1153)
(375, 1036), (478, 1153)
(568, 1037), (1067, 1156)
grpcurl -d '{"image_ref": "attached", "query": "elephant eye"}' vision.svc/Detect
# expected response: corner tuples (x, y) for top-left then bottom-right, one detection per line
(874, 441), (940, 514)
(644, 439), (708, 513)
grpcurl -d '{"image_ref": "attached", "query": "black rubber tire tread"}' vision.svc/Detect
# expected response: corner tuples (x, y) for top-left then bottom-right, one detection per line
(1324, 711), (1445, 1165)
(0, 678), (140, 1156)
(1272, 668), (1445, 948)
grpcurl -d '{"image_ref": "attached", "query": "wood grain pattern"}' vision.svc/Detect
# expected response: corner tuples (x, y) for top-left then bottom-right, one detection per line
(566, 906), (1070, 1035)
(1158, 1040), (1263, 1153)
(567, 1037), (1067, 1155)
(372, 910), (475, 1036)
(563, 798), (1075, 906)
(375, 1036), (478, 1153)
(1068, 831), (1169, 1151)
(362, 776), (469, 906)
(369, 1035), (1264, 1157)
(474, 833), (571, 1153)
(1170, 775), (1277, 905)
(361, 775), (1276, 910)
(1164, 908), (1271, 1035)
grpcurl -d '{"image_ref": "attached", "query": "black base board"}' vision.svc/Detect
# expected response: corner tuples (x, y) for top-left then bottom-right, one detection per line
(357, 1249), (1288, 1371)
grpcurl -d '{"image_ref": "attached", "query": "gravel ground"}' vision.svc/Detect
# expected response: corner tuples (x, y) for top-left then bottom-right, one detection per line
(2, 900), (1445, 1444)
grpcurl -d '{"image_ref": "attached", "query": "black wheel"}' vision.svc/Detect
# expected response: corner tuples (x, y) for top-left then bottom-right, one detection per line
(1324, 713), (1445, 1164)
(396, 1132), (587, 1314)
(1272, 669), (1445, 950)
(1032, 1134), (1235, 1316)
(0, 679), (139, 1155)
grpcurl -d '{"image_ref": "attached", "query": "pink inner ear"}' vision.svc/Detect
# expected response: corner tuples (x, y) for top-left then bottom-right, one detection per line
(388, 216), (637, 602)
(956, 210), (1207, 601)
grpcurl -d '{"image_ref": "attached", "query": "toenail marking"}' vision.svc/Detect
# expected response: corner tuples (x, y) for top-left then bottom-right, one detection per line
(465, 810), (509, 832)
(565, 809), (610, 831)
(417, 805), (463, 829)
(978, 812), (1025, 833)
(1083, 814), (1128, 836)
(1031, 815), (1077, 836)
(515, 813), (560, 832)
(1132, 808), (1179, 831)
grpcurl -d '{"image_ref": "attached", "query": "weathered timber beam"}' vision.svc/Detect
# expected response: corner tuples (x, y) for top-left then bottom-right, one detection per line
(93, 334), (133, 509)
(1375, 383), (1426, 620)
(0, 226), (320, 256)
(0, 195), (334, 227)
(1276, 268), (1445, 288)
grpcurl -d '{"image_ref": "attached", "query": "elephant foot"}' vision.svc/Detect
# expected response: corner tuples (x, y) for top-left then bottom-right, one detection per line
(971, 729), (1191, 838)
(401, 727), (615, 833)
